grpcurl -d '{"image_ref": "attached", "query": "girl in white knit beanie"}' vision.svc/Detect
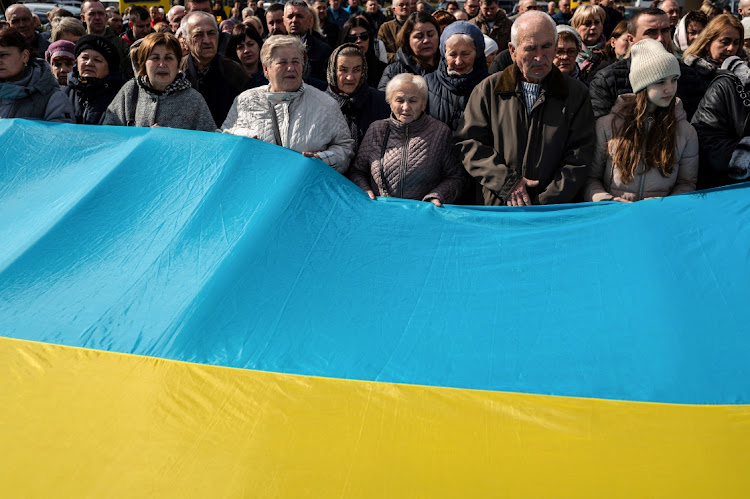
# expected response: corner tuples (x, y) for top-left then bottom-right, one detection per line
(583, 38), (700, 203)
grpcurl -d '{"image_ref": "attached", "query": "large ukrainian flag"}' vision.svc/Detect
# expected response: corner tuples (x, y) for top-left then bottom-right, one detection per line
(1, 120), (748, 497)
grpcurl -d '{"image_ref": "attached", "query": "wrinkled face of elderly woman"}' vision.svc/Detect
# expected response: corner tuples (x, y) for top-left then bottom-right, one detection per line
(444, 34), (476, 75)
(336, 53), (363, 95)
(389, 80), (426, 124)
(264, 45), (303, 92)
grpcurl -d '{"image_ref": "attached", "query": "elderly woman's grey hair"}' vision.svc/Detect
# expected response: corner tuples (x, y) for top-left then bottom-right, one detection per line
(242, 6), (253, 17)
(510, 10), (558, 48)
(182, 10), (219, 32)
(51, 17), (86, 41)
(260, 34), (307, 67)
(385, 73), (428, 103)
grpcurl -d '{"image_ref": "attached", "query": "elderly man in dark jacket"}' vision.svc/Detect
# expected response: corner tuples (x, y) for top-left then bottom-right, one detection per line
(454, 11), (595, 206)
(183, 11), (249, 127)
(588, 8), (706, 120)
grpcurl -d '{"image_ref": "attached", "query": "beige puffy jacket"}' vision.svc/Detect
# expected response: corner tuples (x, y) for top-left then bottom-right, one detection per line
(584, 96), (699, 202)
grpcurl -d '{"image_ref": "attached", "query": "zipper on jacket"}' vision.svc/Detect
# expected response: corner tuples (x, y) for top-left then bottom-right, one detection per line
(399, 125), (409, 198)
(637, 170), (646, 200)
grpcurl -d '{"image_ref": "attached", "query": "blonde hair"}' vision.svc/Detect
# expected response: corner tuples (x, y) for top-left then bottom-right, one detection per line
(51, 17), (85, 41)
(570, 4), (606, 29)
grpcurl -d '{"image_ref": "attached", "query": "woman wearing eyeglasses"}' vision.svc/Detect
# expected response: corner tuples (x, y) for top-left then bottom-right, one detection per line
(571, 4), (612, 82)
(325, 44), (389, 154)
(553, 25), (587, 83)
(338, 16), (386, 88)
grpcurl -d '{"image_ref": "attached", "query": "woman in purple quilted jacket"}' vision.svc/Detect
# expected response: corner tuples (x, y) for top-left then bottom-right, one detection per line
(349, 73), (464, 206)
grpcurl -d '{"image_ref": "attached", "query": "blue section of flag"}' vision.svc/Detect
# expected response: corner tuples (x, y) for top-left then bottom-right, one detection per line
(1, 119), (749, 404)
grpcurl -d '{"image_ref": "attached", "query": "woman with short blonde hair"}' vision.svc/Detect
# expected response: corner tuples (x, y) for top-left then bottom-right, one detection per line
(571, 4), (609, 81)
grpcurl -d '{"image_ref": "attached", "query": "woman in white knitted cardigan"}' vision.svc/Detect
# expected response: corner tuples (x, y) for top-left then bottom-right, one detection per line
(584, 39), (699, 203)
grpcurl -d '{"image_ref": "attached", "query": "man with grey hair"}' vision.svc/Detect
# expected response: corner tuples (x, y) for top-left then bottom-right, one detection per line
(5, 4), (50, 55)
(182, 10), (249, 125)
(454, 11), (595, 206)
(740, 0), (750, 18)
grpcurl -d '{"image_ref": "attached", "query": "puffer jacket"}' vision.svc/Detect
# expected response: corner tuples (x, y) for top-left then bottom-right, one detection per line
(470, 11), (512, 52)
(0, 59), (73, 122)
(325, 84), (390, 153)
(378, 48), (434, 91)
(588, 57), (706, 120)
(64, 69), (125, 125)
(350, 113), (464, 203)
(454, 64), (595, 205)
(102, 73), (216, 131)
(584, 96), (698, 201)
(691, 58), (750, 188)
(425, 57), (488, 131)
(221, 83), (354, 173)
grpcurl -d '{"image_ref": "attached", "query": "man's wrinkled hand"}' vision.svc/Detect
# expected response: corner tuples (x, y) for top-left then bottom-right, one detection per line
(507, 178), (540, 206)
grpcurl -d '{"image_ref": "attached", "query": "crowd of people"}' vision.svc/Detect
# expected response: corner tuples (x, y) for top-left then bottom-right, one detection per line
(1, 0), (749, 206)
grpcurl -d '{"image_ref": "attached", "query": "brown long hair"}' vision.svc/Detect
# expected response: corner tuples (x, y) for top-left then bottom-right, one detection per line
(610, 91), (677, 184)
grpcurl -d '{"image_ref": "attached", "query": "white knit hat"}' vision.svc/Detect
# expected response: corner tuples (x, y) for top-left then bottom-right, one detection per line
(629, 38), (681, 93)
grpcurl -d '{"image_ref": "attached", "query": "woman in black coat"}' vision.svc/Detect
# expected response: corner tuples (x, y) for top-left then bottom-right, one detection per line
(424, 21), (487, 132)
(338, 16), (386, 89)
(64, 35), (125, 125)
(326, 43), (390, 155)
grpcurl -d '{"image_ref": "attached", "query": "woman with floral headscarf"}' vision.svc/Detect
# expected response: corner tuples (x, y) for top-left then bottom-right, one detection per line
(326, 43), (390, 153)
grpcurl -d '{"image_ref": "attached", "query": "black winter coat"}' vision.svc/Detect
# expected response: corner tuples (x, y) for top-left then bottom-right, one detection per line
(488, 49), (513, 74)
(326, 84), (390, 153)
(305, 32), (334, 82)
(425, 58), (488, 131)
(185, 54), (249, 127)
(588, 57), (706, 120)
(378, 48), (433, 90)
(691, 71), (750, 189)
(64, 70), (125, 125)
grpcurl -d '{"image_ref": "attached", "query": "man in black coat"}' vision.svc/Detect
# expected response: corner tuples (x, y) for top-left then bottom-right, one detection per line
(284, 0), (333, 82)
(588, 8), (706, 121)
(182, 11), (249, 126)
(313, 0), (341, 47)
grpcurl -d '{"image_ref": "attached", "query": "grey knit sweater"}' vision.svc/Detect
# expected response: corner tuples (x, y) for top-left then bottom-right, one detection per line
(103, 73), (216, 131)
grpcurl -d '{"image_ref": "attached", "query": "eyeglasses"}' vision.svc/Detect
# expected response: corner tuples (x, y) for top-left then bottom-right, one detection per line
(555, 48), (578, 58)
(345, 32), (370, 42)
